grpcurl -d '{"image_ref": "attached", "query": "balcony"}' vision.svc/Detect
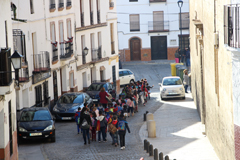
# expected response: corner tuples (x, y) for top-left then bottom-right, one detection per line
(81, 12), (84, 27)
(109, 2), (114, 8)
(149, 0), (166, 2)
(52, 43), (58, 62)
(33, 51), (50, 73)
(90, 11), (94, 25)
(179, 19), (189, 30)
(66, 0), (72, 9)
(19, 63), (29, 83)
(148, 21), (169, 33)
(97, 11), (101, 24)
(60, 41), (73, 60)
(58, 2), (64, 11)
(92, 46), (102, 62)
(111, 41), (115, 54)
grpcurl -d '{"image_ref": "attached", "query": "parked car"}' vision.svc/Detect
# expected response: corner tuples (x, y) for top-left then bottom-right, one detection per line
(159, 76), (185, 100)
(52, 92), (93, 120)
(86, 81), (116, 103)
(119, 69), (135, 85)
(17, 107), (56, 143)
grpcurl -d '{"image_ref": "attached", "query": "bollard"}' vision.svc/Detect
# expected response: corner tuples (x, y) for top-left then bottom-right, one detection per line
(147, 120), (156, 138)
(146, 113), (154, 121)
(144, 139), (147, 150)
(165, 155), (169, 160)
(144, 113), (146, 121)
(159, 152), (163, 160)
(146, 141), (150, 153)
(149, 144), (153, 156)
(146, 111), (149, 114)
(154, 148), (158, 160)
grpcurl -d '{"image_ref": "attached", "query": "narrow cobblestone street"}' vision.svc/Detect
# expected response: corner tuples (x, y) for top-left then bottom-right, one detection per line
(19, 64), (170, 160)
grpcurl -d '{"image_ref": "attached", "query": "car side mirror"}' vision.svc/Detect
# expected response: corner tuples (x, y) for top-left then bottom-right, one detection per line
(158, 83), (162, 86)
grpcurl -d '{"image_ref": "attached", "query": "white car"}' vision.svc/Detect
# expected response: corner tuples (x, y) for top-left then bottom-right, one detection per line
(159, 76), (185, 100)
(119, 69), (135, 85)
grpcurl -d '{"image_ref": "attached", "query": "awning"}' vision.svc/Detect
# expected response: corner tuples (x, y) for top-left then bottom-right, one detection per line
(100, 66), (105, 71)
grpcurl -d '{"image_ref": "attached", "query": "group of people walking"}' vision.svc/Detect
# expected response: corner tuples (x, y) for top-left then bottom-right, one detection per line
(74, 78), (152, 150)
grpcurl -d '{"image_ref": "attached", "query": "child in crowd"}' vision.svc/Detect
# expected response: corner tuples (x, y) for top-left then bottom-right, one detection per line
(118, 114), (130, 150)
(90, 111), (97, 141)
(96, 110), (107, 142)
(74, 107), (81, 134)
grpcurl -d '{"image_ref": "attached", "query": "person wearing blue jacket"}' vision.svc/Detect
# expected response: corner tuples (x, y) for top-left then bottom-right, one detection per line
(118, 114), (130, 150)
(74, 107), (81, 134)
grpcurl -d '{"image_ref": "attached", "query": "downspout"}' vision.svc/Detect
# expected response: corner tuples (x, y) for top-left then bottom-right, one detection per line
(43, 0), (48, 41)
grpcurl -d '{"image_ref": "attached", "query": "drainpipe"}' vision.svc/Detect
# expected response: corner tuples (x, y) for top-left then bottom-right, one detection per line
(43, 0), (48, 41)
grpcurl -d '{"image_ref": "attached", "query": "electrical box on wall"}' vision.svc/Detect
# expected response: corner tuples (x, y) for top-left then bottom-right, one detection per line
(214, 32), (219, 47)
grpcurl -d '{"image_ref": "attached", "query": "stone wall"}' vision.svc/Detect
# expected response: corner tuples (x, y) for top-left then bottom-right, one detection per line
(190, 0), (234, 160)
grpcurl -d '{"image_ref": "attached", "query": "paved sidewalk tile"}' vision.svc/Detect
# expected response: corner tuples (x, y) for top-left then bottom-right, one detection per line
(139, 94), (219, 160)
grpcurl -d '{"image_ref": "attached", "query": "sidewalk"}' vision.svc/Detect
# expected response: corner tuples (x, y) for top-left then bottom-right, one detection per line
(139, 93), (219, 160)
(122, 60), (175, 66)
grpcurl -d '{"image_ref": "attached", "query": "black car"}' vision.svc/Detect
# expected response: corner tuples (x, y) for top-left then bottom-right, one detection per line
(52, 92), (93, 120)
(86, 82), (116, 103)
(18, 107), (56, 143)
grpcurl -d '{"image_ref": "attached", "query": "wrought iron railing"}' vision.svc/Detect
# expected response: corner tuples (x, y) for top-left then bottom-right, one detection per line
(67, 0), (71, 7)
(109, 2), (114, 7)
(111, 41), (115, 54)
(59, 2), (64, 8)
(33, 51), (50, 72)
(19, 63), (29, 82)
(97, 11), (101, 24)
(60, 41), (73, 59)
(50, 3), (55, 9)
(148, 21), (169, 32)
(179, 19), (189, 29)
(91, 46), (102, 61)
(82, 51), (86, 64)
(52, 44), (58, 62)
(90, 11), (94, 25)
(81, 12), (84, 27)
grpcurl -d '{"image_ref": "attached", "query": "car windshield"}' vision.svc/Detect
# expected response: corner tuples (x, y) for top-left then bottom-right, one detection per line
(20, 110), (52, 122)
(58, 94), (83, 104)
(87, 84), (103, 91)
(163, 78), (182, 85)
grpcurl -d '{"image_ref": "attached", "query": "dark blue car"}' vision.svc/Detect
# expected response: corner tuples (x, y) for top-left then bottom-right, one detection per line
(86, 82), (116, 103)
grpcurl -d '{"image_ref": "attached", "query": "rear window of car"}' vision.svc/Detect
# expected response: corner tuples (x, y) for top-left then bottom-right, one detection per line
(163, 78), (182, 85)
(58, 94), (84, 104)
(87, 84), (103, 91)
(20, 110), (52, 121)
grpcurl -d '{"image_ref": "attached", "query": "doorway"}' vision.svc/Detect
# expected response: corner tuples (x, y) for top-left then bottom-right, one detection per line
(53, 71), (58, 104)
(151, 36), (167, 60)
(130, 38), (141, 61)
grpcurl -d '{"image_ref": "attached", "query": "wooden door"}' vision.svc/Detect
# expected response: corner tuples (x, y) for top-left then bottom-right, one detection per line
(151, 36), (167, 60)
(130, 38), (141, 61)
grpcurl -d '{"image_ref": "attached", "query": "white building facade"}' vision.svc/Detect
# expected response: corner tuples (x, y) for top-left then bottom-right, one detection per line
(11, 0), (119, 111)
(0, 1), (18, 160)
(117, 0), (189, 62)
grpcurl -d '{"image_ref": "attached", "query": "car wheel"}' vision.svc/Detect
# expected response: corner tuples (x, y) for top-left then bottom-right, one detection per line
(182, 96), (185, 100)
(51, 136), (56, 142)
(160, 95), (165, 101)
(130, 79), (134, 84)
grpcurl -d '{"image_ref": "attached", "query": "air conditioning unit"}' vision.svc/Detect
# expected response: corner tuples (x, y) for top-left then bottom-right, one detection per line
(214, 32), (219, 47)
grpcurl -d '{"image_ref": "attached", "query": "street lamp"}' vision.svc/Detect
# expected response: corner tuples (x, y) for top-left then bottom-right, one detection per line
(9, 50), (23, 86)
(83, 47), (89, 56)
(178, 0), (183, 62)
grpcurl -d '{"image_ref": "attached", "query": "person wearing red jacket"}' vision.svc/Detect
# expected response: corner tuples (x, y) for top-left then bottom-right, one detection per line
(99, 87), (109, 108)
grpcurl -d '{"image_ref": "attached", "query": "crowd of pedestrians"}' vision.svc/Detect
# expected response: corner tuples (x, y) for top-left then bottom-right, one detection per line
(74, 79), (153, 150)
(175, 47), (191, 68)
